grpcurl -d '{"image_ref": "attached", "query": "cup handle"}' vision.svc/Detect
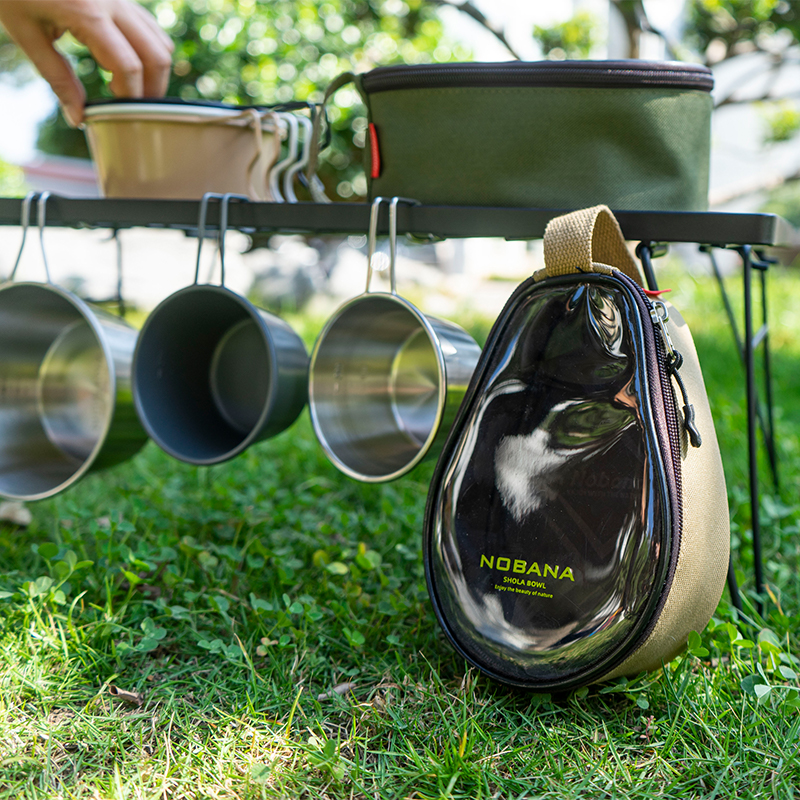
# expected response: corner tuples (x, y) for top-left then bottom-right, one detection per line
(365, 196), (386, 294)
(194, 192), (249, 287)
(9, 191), (53, 285)
(365, 196), (420, 295)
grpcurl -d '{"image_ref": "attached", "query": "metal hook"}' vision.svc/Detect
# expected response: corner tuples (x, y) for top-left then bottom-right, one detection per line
(365, 196), (386, 294)
(269, 113), (299, 203)
(37, 191), (53, 285)
(365, 197), (420, 295)
(9, 190), (38, 281)
(216, 193), (249, 288)
(193, 192), (249, 287)
(194, 192), (224, 285)
(284, 114), (312, 203)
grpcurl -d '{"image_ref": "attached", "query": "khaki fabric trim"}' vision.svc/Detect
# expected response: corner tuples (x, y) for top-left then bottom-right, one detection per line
(601, 304), (729, 680)
(540, 205), (727, 682)
(542, 205), (644, 286)
(533, 261), (615, 282)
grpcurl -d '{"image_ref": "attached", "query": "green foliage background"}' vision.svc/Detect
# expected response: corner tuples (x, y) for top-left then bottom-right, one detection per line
(532, 10), (597, 60)
(0, 157), (24, 196)
(686, 0), (800, 60)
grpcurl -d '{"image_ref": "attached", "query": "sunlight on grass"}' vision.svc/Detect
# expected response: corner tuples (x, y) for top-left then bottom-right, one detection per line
(0, 257), (799, 799)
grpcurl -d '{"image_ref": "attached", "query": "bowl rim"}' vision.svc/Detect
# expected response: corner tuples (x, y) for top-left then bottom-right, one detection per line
(85, 97), (310, 119)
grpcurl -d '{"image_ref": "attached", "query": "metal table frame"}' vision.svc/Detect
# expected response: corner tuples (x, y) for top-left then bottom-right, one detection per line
(1, 196), (797, 614)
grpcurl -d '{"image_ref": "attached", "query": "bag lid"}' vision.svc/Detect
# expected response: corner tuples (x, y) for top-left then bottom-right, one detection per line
(361, 60), (714, 94)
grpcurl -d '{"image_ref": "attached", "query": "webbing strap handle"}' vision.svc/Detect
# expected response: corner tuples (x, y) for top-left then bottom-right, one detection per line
(306, 72), (357, 202)
(540, 205), (645, 287)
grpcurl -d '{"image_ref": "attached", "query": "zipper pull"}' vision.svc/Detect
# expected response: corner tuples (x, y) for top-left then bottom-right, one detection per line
(650, 301), (702, 448)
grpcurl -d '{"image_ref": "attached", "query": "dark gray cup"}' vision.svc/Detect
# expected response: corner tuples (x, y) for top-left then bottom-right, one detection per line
(132, 284), (308, 465)
(133, 193), (309, 465)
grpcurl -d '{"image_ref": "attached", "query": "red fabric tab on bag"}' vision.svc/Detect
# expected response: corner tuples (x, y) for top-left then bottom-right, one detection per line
(643, 288), (672, 297)
(369, 123), (381, 179)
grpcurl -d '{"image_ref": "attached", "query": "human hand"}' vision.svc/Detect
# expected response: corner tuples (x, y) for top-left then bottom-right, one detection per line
(0, 0), (174, 126)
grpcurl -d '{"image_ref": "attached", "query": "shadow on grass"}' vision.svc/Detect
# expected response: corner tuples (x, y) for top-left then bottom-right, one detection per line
(1, 270), (800, 798)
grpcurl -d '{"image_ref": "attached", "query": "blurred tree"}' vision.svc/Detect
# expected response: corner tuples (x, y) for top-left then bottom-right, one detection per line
(0, 0), (467, 199)
(686, 0), (800, 64)
(762, 174), (800, 226)
(0, 157), (25, 196)
(533, 9), (598, 60)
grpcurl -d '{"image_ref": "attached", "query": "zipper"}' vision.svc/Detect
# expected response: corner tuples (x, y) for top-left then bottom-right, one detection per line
(649, 300), (702, 448)
(617, 274), (683, 534)
(362, 60), (714, 94)
(612, 271), (708, 660)
(615, 272), (692, 499)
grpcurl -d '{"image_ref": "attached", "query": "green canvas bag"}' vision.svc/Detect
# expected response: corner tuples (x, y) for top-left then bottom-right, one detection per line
(311, 61), (713, 211)
(423, 205), (729, 690)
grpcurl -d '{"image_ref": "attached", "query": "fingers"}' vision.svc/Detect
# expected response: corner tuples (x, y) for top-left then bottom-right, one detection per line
(67, 0), (174, 99)
(0, 15), (87, 126)
(127, 0), (174, 54)
(0, 0), (174, 124)
(113, 1), (174, 97)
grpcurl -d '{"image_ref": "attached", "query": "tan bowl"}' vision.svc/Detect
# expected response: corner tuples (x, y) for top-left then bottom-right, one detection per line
(83, 100), (282, 200)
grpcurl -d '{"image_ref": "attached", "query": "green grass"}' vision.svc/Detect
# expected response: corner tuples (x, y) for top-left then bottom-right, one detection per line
(1, 262), (800, 799)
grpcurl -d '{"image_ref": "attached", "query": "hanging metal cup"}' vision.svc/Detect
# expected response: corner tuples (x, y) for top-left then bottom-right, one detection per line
(309, 197), (482, 482)
(132, 193), (309, 465)
(0, 192), (148, 500)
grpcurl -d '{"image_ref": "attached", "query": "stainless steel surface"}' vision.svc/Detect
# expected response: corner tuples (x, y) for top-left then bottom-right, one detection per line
(309, 196), (481, 482)
(284, 116), (313, 203)
(133, 284), (308, 465)
(310, 293), (480, 482)
(39, 319), (111, 459)
(426, 279), (672, 686)
(0, 282), (147, 500)
(269, 113), (298, 203)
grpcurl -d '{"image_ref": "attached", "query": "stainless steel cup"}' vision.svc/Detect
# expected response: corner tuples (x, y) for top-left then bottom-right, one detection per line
(309, 197), (481, 482)
(132, 194), (308, 465)
(0, 194), (147, 500)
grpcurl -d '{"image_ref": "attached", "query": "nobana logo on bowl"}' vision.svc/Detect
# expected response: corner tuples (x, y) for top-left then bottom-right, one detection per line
(480, 554), (574, 582)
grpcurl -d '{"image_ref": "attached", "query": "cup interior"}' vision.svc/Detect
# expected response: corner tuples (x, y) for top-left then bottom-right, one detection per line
(133, 287), (273, 464)
(0, 284), (113, 499)
(310, 295), (445, 480)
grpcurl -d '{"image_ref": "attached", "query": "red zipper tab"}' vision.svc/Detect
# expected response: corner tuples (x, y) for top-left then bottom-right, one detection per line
(369, 123), (381, 179)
